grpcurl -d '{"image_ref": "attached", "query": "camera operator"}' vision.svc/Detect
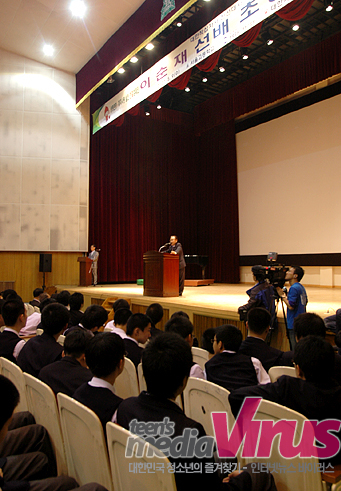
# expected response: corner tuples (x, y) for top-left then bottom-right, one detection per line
(238, 265), (276, 322)
(276, 265), (308, 350)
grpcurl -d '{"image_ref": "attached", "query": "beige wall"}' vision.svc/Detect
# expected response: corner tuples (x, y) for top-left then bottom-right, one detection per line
(236, 93), (341, 256)
(0, 48), (89, 252)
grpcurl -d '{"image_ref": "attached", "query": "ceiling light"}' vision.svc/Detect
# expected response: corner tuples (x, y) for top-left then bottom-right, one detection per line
(241, 48), (248, 60)
(242, 54), (249, 60)
(325, 0), (333, 11)
(176, 21), (182, 27)
(43, 44), (54, 56)
(203, 0), (211, 2)
(117, 68), (125, 74)
(184, 87), (190, 92)
(130, 56), (138, 63)
(219, 66), (225, 72)
(292, 24), (300, 31)
(70, 0), (87, 18)
(202, 77), (208, 83)
(145, 43), (154, 50)
(107, 75), (114, 84)
(156, 104), (162, 110)
(267, 38), (274, 45)
(145, 105), (150, 116)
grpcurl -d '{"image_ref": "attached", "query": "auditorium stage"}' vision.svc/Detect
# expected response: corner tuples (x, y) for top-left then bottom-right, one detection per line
(56, 282), (341, 352)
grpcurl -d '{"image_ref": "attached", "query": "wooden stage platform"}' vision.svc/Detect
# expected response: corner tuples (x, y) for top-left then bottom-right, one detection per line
(56, 282), (341, 352)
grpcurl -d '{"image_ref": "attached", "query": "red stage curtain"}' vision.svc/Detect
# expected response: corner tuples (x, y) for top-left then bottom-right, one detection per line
(277, 0), (315, 20)
(232, 23), (263, 47)
(127, 104), (140, 116)
(109, 114), (125, 126)
(147, 88), (163, 102)
(168, 69), (192, 89)
(197, 49), (222, 72)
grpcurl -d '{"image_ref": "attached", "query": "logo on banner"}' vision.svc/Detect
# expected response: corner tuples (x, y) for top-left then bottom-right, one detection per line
(161, 0), (175, 21)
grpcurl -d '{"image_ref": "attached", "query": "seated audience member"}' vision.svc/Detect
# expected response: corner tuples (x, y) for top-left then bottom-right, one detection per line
(56, 290), (70, 307)
(205, 325), (270, 391)
(0, 290), (18, 300)
(105, 299), (130, 330)
(19, 307), (41, 337)
(29, 288), (44, 308)
(239, 308), (290, 372)
(68, 293), (84, 328)
(124, 313), (151, 368)
(170, 310), (189, 320)
(65, 305), (108, 335)
(0, 299), (5, 328)
(109, 308), (132, 339)
(116, 333), (276, 491)
(229, 336), (341, 465)
(201, 327), (216, 359)
(0, 298), (27, 362)
(17, 304), (69, 377)
(0, 375), (110, 491)
(73, 333), (125, 431)
(238, 265), (276, 322)
(165, 316), (205, 379)
(39, 329), (93, 396)
(145, 303), (164, 337)
(28, 298), (58, 334)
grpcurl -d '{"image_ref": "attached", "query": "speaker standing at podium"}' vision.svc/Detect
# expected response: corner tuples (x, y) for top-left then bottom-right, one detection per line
(89, 244), (99, 286)
(163, 235), (186, 296)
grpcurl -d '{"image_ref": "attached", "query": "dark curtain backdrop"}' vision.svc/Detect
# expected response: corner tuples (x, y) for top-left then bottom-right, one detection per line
(89, 111), (240, 283)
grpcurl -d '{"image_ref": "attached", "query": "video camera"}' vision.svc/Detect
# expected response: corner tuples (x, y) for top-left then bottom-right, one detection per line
(252, 252), (288, 289)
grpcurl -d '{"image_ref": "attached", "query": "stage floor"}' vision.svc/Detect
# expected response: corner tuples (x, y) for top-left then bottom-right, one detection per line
(57, 282), (341, 320)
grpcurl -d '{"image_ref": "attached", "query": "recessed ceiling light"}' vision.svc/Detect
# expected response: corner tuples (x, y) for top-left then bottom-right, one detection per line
(184, 87), (190, 92)
(43, 44), (54, 56)
(292, 24), (300, 31)
(70, 0), (86, 18)
(176, 21), (182, 27)
(242, 54), (249, 60)
(130, 56), (138, 63)
(156, 104), (162, 109)
(118, 68), (125, 74)
(202, 77), (208, 83)
(145, 43), (154, 50)
(219, 66), (225, 72)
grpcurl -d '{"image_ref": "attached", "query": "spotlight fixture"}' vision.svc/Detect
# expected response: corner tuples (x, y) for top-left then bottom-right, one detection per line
(156, 104), (162, 110)
(43, 44), (54, 56)
(203, 0), (211, 2)
(145, 105), (150, 116)
(241, 48), (248, 60)
(325, 0), (333, 11)
(107, 75), (114, 84)
(70, 0), (86, 18)
(184, 86), (190, 92)
(145, 43), (154, 50)
(176, 21), (182, 27)
(202, 77), (208, 83)
(219, 66), (225, 72)
(292, 24), (300, 31)
(130, 56), (138, 63)
(117, 67), (125, 74)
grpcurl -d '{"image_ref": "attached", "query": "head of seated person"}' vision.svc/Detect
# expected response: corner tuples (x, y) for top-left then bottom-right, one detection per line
(145, 303), (163, 325)
(32, 288), (44, 300)
(164, 316), (194, 346)
(170, 310), (189, 320)
(246, 307), (271, 339)
(0, 289), (18, 301)
(201, 327), (216, 358)
(42, 303), (69, 338)
(56, 290), (70, 307)
(85, 332), (125, 383)
(114, 308), (132, 331)
(2, 298), (26, 331)
(126, 313), (151, 344)
(214, 324), (243, 354)
(69, 292), (84, 312)
(293, 335), (335, 385)
(82, 305), (108, 333)
(113, 298), (130, 312)
(294, 312), (326, 342)
(64, 328), (92, 367)
(0, 374), (20, 443)
(142, 332), (192, 400)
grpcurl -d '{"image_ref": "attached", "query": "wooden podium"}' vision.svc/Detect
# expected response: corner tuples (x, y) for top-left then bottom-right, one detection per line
(143, 251), (179, 297)
(78, 257), (92, 286)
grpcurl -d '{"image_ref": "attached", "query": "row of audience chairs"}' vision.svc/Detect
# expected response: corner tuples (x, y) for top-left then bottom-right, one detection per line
(0, 355), (339, 490)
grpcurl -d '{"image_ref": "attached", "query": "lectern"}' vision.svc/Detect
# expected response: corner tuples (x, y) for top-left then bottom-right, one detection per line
(143, 251), (179, 297)
(78, 257), (92, 286)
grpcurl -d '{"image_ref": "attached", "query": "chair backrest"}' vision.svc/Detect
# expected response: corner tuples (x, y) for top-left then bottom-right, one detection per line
(137, 362), (147, 392)
(183, 377), (233, 437)
(57, 393), (113, 491)
(0, 357), (28, 412)
(103, 326), (113, 333)
(57, 334), (65, 346)
(115, 357), (140, 399)
(243, 399), (326, 491)
(24, 373), (68, 475)
(191, 346), (209, 371)
(106, 421), (177, 491)
(268, 366), (297, 383)
(36, 328), (43, 335)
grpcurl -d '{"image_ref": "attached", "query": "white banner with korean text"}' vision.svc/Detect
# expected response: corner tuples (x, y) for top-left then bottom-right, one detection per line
(92, 0), (294, 133)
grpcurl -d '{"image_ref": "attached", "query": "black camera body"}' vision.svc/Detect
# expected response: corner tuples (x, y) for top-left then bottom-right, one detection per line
(252, 263), (288, 289)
